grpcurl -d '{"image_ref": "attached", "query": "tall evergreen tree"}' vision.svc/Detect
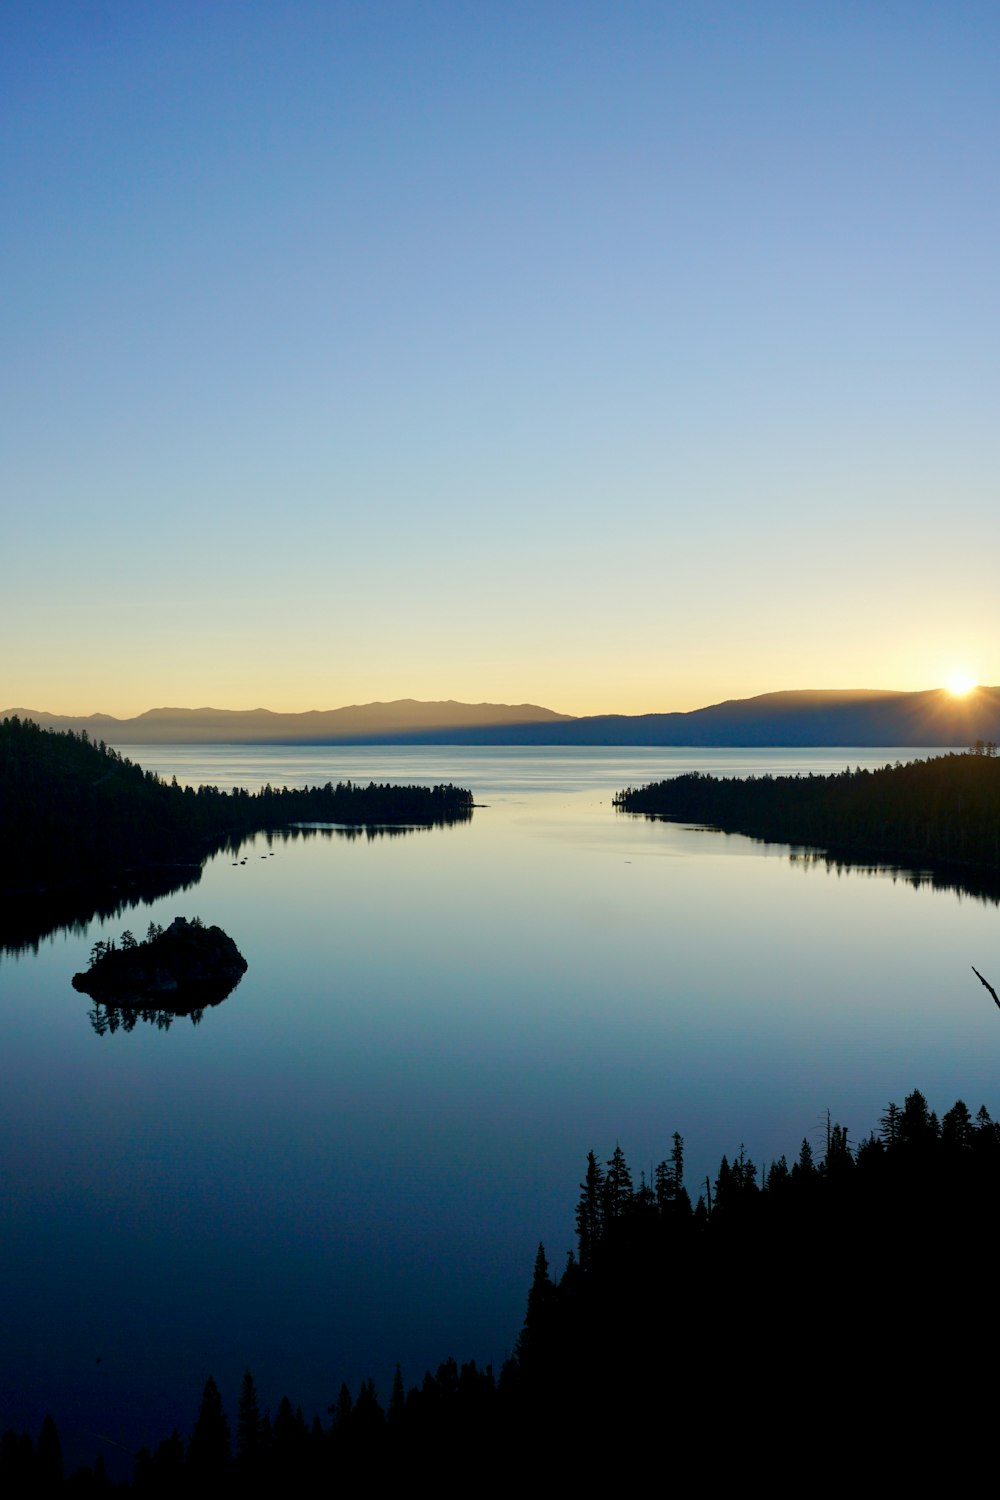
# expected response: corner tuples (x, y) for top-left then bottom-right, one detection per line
(603, 1144), (634, 1224)
(880, 1101), (902, 1146)
(900, 1089), (936, 1146)
(766, 1155), (790, 1191)
(331, 1382), (353, 1439)
(36, 1415), (63, 1488)
(187, 1375), (231, 1481)
(516, 1243), (554, 1364)
(388, 1364), (406, 1428)
(236, 1368), (263, 1462)
(793, 1139), (815, 1179)
(576, 1152), (605, 1266)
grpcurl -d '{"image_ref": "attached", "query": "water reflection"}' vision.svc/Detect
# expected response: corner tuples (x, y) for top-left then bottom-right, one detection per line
(287, 818), (473, 842)
(625, 815), (1000, 906)
(4, 745), (986, 1479)
(0, 864), (207, 961)
(87, 994), (224, 1035)
(2, 817), (472, 959)
(787, 847), (1000, 906)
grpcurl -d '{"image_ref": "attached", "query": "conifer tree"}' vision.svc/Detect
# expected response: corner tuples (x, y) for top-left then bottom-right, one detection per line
(671, 1132), (685, 1196)
(516, 1243), (554, 1365)
(576, 1152), (605, 1266)
(766, 1155), (790, 1191)
(331, 1382), (353, 1438)
(388, 1364), (406, 1427)
(900, 1089), (936, 1145)
(603, 1144), (634, 1223)
(825, 1123), (852, 1174)
(654, 1157), (673, 1210)
(36, 1415), (63, 1487)
(352, 1379), (385, 1445)
(236, 1368), (263, 1462)
(880, 1101), (901, 1146)
(713, 1154), (734, 1212)
(187, 1375), (231, 1481)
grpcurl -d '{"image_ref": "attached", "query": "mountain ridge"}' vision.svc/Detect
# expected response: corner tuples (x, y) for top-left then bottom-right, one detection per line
(4, 687), (999, 747)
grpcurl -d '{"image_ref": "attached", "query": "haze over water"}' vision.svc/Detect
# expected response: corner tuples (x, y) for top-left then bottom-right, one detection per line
(2, 743), (996, 1473)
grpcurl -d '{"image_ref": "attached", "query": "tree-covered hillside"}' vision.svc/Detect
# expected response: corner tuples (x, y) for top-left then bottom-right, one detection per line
(0, 715), (474, 891)
(615, 746), (1000, 870)
(5, 1087), (998, 1488)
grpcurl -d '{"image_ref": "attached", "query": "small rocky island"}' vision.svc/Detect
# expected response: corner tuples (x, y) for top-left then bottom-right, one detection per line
(72, 917), (248, 1007)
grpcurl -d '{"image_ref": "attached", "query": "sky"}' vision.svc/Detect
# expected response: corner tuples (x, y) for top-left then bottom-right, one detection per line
(3, 1), (998, 717)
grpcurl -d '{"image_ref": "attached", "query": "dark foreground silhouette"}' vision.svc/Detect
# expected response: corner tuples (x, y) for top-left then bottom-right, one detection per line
(616, 744), (1000, 875)
(5, 1087), (999, 1489)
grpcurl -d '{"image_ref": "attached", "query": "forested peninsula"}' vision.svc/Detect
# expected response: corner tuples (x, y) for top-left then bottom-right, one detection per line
(5, 1086), (997, 1488)
(615, 745), (1000, 872)
(0, 716), (474, 895)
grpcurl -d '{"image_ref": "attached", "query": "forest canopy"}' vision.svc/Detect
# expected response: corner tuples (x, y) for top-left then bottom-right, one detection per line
(4, 1085), (997, 1488)
(615, 747), (1000, 871)
(0, 715), (474, 892)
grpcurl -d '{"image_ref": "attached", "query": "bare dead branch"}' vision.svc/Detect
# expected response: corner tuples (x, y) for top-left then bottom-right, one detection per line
(972, 966), (1000, 1011)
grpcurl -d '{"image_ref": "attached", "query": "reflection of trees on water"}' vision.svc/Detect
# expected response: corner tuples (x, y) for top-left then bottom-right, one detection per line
(625, 814), (1000, 907)
(283, 815), (473, 843)
(86, 969), (243, 1037)
(87, 979), (241, 1036)
(88, 1000), (208, 1034)
(0, 864), (206, 962)
(2, 717), (475, 957)
(786, 847), (1000, 906)
(3, 814), (472, 960)
(78, 919), (247, 1036)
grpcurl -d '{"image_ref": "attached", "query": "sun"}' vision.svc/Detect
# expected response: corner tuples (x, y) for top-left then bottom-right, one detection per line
(945, 673), (977, 697)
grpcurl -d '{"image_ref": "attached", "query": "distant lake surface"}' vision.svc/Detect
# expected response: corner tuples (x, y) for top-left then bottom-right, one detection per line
(2, 743), (995, 1472)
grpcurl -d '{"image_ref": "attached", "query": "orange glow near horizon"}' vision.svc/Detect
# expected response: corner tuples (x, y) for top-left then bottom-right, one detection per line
(3, 663), (996, 722)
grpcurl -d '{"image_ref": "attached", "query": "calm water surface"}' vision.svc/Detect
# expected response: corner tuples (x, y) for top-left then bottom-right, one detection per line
(2, 744), (996, 1470)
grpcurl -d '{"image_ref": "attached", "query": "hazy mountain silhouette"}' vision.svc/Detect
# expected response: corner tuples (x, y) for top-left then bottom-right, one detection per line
(1, 699), (571, 743)
(5, 686), (1000, 746)
(534, 686), (1000, 747)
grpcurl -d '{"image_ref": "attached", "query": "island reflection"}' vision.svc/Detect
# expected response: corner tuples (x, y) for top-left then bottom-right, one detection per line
(87, 992), (231, 1035)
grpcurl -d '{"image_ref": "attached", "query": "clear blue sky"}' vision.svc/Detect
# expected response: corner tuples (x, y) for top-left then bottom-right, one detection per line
(3, 1), (997, 714)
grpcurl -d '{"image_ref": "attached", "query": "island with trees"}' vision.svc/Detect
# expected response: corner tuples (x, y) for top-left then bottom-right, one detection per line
(615, 743), (1000, 874)
(72, 916), (247, 1006)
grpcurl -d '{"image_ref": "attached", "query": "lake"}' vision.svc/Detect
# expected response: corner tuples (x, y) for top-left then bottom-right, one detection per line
(2, 743), (997, 1473)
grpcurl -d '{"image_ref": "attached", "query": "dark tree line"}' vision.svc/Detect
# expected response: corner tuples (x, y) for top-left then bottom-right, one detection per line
(8, 1087), (1000, 1489)
(0, 716), (473, 895)
(615, 748), (1000, 873)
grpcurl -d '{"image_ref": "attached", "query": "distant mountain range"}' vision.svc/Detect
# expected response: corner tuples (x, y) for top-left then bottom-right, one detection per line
(1, 700), (571, 744)
(5, 687), (1000, 747)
